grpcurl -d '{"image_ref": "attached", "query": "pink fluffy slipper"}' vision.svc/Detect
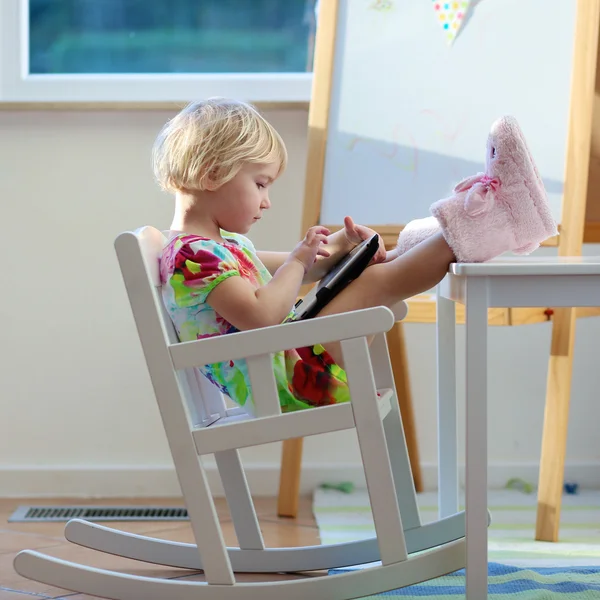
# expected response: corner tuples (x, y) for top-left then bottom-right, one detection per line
(396, 116), (558, 263)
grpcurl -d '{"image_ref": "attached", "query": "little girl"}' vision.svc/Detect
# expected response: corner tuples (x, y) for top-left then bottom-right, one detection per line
(156, 98), (556, 413)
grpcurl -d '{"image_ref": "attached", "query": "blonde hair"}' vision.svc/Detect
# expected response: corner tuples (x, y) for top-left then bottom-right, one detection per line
(152, 98), (288, 193)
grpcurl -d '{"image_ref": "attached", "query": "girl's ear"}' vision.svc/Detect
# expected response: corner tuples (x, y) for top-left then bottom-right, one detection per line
(203, 168), (222, 191)
(203, 179), (219, 192)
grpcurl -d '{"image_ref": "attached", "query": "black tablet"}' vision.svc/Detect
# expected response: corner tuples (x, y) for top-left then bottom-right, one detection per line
(286, 234), (379, 322)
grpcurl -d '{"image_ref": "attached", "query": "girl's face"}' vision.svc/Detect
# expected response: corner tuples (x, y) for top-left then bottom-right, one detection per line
(210, 162), (279, 234)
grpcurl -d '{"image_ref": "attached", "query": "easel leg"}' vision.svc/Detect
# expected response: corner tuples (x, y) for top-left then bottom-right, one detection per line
(386, 321), (424, 493)
(277, 438), (304, 518)
(536, 307), (576, 542)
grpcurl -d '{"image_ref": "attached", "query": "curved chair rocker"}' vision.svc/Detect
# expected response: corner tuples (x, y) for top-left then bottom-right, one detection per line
(14, 226), (480, 599)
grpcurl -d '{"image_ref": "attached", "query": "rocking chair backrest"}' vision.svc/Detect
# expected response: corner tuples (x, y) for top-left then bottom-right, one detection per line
(115, 226), (230, 428)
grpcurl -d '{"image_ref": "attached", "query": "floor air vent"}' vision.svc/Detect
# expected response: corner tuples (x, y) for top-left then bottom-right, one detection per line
(8, 505), (189, 522)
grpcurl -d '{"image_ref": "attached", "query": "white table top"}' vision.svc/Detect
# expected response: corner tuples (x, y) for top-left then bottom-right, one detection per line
(450, 256), (600, 276)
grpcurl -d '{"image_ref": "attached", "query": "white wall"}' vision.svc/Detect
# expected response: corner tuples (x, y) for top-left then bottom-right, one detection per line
(1, 108), (599, 498)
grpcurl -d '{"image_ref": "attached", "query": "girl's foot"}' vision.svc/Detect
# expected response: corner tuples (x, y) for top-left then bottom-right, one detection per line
(396, 116), (558, 262)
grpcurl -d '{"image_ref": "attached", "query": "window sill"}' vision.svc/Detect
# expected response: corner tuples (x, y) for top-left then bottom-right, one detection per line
(1, 1), (315, 107)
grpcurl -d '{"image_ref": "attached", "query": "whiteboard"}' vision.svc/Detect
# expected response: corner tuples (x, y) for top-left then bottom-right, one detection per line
(320, 0), (576, 226)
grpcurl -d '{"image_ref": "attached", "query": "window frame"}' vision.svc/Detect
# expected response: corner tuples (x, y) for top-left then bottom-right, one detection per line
(0, 0), (313, 103)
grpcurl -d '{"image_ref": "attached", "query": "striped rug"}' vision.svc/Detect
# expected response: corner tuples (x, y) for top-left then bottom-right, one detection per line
(314, 488), (600, 597)
(314, 488), (600, 567)
(327, 563), (600, 598)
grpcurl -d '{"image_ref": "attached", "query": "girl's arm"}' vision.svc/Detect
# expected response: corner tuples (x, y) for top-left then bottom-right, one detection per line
(208, 227), (329, 330)
(257, 228), (353, 283)
(206, 259), (306, 330)
(258, 217), (386, 283)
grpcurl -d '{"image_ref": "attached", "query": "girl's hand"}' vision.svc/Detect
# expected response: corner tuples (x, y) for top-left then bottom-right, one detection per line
(289, 226), (331, 272)
(343, 216), (386, 264)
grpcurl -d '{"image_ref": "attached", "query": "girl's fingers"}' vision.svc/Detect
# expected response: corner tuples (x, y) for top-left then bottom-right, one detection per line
(355, 224), (372, 241)
(308, 225), (330, 236)
(310, 234), (328, 246)
(314, 232), (329, 243)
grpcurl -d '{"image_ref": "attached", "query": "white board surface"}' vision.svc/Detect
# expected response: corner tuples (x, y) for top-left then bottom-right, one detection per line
(320, 0), (576, 226)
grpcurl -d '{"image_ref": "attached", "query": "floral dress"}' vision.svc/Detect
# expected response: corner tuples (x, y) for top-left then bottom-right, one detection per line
(160, 231), (350, 413)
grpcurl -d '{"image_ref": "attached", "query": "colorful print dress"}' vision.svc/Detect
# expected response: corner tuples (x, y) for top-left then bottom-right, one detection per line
(160, 231), (350, 413)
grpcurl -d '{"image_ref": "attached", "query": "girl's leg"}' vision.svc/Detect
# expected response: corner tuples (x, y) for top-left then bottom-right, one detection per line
(316, 232), (454, 365)
(316, 115), (558, 365)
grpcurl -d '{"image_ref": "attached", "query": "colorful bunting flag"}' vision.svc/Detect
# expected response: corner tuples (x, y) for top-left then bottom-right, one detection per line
(432, 0), (472, 45)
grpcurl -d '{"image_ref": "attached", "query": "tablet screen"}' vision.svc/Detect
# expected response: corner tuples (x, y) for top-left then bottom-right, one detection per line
(316, 234), (379, 290)
(285, 234), (379, 322)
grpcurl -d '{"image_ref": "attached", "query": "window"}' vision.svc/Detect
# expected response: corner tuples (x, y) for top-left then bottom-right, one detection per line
(0, 0), (316, 103)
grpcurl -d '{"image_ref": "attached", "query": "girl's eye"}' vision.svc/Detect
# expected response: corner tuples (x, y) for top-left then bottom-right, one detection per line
(257, 183), (265, 189)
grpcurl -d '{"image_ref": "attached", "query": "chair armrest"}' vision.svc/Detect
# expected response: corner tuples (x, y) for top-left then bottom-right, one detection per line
(169, 306), (395, 370)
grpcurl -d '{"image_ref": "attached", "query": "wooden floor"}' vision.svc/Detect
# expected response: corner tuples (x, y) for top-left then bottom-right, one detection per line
(0, 495), (321, 599)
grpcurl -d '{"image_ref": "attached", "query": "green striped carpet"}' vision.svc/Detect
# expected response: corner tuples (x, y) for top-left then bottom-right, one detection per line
(313, 488), (600, 567)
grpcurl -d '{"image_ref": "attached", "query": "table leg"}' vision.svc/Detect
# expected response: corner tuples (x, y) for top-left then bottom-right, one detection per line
(465, 278), (489, 600)
(436, 286), (458, 519)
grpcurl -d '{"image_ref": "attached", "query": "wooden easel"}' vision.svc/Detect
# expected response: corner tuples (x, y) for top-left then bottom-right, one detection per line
(534, 0), (600, 542)
(278, 0), (600, 542)
(277, 0), (423, 520)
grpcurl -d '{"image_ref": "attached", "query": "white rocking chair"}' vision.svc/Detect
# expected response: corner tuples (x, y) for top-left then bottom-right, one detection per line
(14, 226), (473, 599)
